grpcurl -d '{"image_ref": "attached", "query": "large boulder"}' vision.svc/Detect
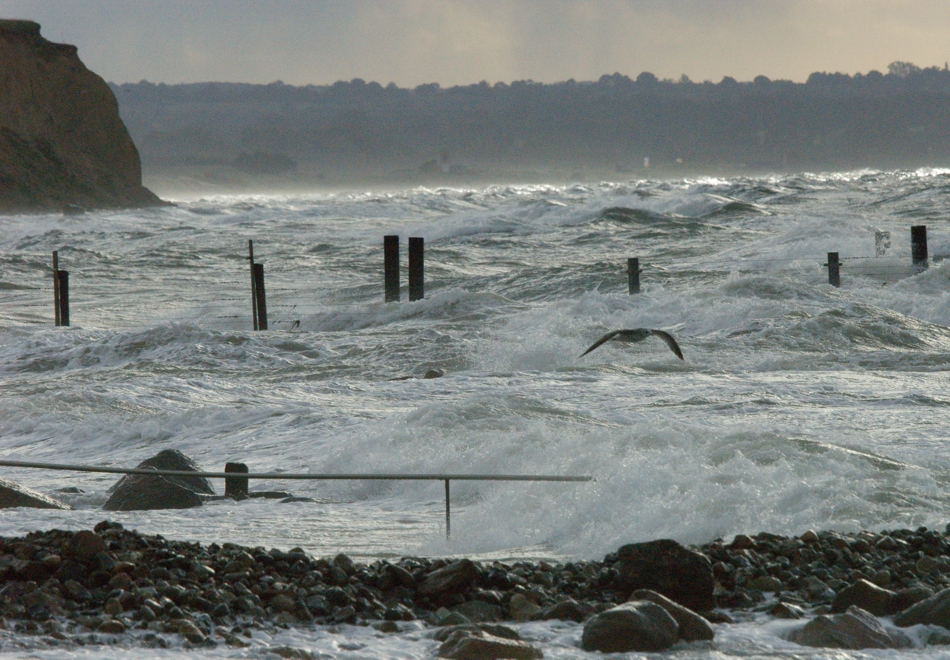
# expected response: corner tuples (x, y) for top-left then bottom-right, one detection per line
(103, 450), (214, 511)
(581, 601), (679, 653)
(787, 606), (912, 650)
(893, 587), (950, 628)
(438, 630), (542, 660)
(0, 477), (70, 509)
(631, 589), (715, 641)
(831, 579), (896, 616)
(0, 20), (163, 212)
(419, 559), (479, 601)
(108, 449), (214, 495)
(609, 539), (715, 611)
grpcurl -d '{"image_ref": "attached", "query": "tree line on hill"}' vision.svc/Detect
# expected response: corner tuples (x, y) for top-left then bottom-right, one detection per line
(110, 61), (950, 178)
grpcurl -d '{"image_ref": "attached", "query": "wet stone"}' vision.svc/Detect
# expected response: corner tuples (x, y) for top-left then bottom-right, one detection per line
(97, 619), (126, 634)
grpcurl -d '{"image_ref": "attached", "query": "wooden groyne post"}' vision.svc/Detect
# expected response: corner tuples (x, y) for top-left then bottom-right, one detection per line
(248, 240), (258, 330)
(912, 225), (928, 272)
(408, 237), (424, 301)
(627, 257), (640, 294)
(384, 235), (400, 302)
(253, 263), (268, 330)
(225, 462), (249, 500)
(827, 252), (841, 287)
(52, 251), (69, 326)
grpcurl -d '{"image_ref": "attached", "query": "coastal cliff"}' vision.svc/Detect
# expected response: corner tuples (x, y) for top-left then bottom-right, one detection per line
(0, 19), (163, 213)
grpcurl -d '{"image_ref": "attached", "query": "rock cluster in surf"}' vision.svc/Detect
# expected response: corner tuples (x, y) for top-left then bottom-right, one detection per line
(2, 525), (950, 653)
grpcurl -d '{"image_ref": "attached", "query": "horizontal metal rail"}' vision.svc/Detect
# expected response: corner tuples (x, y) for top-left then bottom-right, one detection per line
(0, 459), (593, 539)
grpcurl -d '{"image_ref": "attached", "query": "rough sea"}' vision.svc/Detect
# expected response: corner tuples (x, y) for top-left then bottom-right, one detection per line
(2, 168), (950, 657)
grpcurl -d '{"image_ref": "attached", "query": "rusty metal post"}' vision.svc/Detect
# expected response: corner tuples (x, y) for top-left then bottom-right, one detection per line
(248, 240), (258, 331)
(444, 479), (451, 539)
(52, 251), (60, 326)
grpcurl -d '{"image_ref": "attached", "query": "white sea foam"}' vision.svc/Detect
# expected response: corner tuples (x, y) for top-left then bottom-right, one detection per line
(2, 170), (950, 657)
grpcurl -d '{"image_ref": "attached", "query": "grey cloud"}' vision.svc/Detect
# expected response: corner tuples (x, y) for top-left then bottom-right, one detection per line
(1, 0), (948, 85)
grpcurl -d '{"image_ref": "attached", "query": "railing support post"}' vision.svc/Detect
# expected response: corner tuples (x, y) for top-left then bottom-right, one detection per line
(444, 478), (451, 539)
(248, 240), (258, 331)
(912, 225), (928, 272)
(52, 251), (60, 326)
(827, 252), (840, 287)
(408, 237), (424, 301)
(384, 235), (400, 302)
(627, 257), (640, 294)
(253, 263), (267, 330)
(56, 271), (70, 326)
(225, 462), (249, 500)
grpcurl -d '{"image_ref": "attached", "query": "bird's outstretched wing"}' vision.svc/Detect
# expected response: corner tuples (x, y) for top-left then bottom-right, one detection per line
(579, 330), (623, 357)
(650, 329), (685, 360)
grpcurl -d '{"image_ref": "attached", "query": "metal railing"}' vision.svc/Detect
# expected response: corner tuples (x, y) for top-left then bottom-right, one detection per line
(0, 459), (593, 539)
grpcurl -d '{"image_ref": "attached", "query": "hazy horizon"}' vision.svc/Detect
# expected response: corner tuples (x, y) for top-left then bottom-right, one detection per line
(1, 0), (949, 88)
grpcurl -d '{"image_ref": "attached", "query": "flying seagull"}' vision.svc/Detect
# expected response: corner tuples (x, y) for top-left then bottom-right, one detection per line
(580, 329), (684, 360)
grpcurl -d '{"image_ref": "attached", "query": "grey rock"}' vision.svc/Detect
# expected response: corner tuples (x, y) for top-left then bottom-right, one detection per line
(508, 593), (540, 621)
(832, 579), (896, 616)
(0, 477), (70, 510)
(788, 606), (912, 649)
(103, 449), (214, 511)
(581, 601), (679, 653)
(440, 611), (472, 626)
(891, 586), (935, 614)
(68, 530), (106, 561)
(533, 598), (589, 623)
(437, 630), (542, 660)
(770, 602), (805, 619)
(432, 624), (521, 642)
(109, 449), (214, 494)
(631, 588), (715, 641)
(103, 469), (203, 511)
(748, 576), (783, 592)
(452, 599), (502, 622)
(419, 559), (479, 600)
(805, 576), (836, 601)
(611, 539), (715, 611)
(893, 587), (950, 628)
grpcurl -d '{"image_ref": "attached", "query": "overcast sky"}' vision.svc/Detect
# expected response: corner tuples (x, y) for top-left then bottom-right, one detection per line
(2, 0), (949, 87)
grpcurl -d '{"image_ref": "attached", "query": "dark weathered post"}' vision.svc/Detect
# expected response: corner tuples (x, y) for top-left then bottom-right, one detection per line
(444, 479), (451, 539)
(56, 270), (69, 326)
(384, 235), (400, 302)
(408, 236), (424, 301)
(912, 225), (928, 272)
(224, 462), (249, 500)
(248, 240), (258, 331)
(875, 230), (891, 257)
(52, 251), (60, 326)
(253, 263), (267, 330)
(627, 257), (640, 294)
(827, 252), (840, 287)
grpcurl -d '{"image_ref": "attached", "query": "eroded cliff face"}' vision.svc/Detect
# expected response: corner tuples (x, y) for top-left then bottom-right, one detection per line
(0, 19), (163, 213)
